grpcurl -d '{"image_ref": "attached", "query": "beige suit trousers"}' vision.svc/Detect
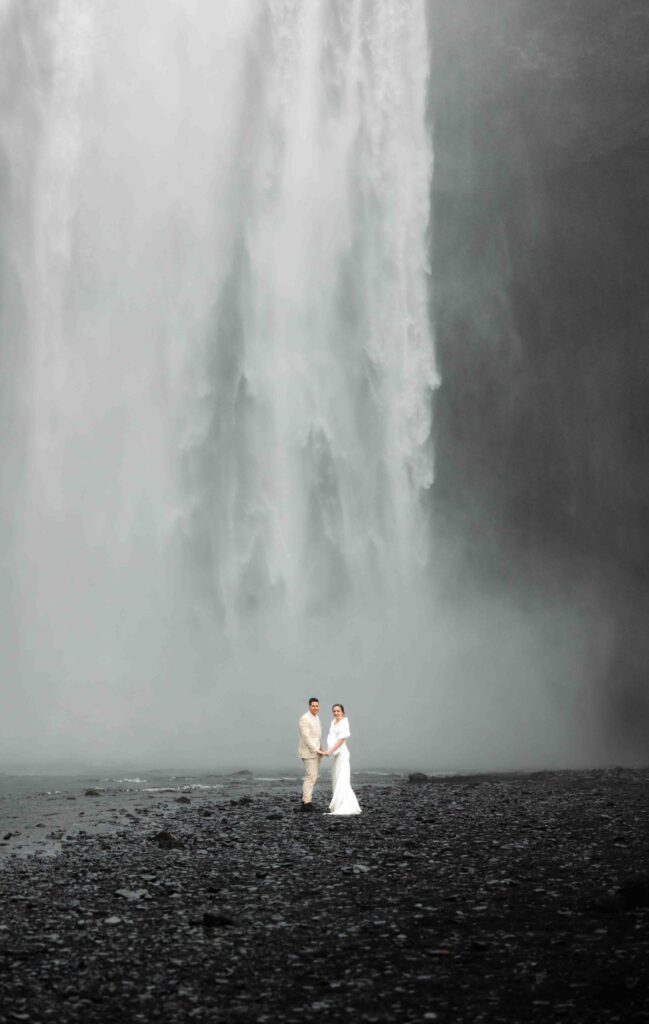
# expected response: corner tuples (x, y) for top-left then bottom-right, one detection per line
(302, 757), (320, 804)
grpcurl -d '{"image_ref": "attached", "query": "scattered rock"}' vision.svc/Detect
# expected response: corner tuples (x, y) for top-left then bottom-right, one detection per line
(618, 876), (649, 910)
(114, 889), (150, 902)
(590, 875), (649, 915)
(1, 765), (649, 1023)
(175, 796), (191, 805)
(84, 789), (102, 797)
(151, 831), (184, 850)
(202, 910), (234, 928)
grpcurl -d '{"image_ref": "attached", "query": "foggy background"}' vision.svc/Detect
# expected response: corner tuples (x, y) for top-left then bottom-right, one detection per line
(432, 0), (649, 766)
(1, 0), (647, 772)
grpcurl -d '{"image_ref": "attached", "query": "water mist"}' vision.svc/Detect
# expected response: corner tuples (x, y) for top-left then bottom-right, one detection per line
(0, 0), (442, 767)
(0, 1), (597, 770)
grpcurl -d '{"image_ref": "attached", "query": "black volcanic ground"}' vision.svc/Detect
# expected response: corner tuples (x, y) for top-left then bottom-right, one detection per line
(1, 769), (648, 1022)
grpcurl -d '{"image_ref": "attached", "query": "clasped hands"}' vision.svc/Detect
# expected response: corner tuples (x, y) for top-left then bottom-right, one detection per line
(318, 748), (331, 757)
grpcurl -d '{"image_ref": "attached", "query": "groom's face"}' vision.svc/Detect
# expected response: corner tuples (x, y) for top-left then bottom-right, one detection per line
(309, 700), (319, 716)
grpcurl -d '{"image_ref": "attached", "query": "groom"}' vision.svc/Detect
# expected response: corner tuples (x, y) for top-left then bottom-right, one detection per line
(298, 697), (326, 812)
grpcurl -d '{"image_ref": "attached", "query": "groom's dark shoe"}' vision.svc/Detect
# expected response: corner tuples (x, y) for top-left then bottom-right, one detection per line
(301, 801), (314, 813)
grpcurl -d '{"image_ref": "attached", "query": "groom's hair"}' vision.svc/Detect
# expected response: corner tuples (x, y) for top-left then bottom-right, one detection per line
(308, 697), (319, 705)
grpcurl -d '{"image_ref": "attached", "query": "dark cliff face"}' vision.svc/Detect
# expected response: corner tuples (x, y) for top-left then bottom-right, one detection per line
(431, 0), (649, 757)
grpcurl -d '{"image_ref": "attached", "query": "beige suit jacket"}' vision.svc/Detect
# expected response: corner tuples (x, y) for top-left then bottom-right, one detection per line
(298, 711), (322, 759)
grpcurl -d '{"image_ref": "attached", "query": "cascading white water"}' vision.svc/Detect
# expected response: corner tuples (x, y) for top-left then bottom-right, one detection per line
(178, 1), (436, 621)
(0, 0), (438, 766)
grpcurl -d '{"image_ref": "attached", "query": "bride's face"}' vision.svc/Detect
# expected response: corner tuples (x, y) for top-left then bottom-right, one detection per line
(332, 705), (344, 721)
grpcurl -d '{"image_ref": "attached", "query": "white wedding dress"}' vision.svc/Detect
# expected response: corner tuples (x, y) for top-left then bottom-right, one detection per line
(327, 718), (361, 815)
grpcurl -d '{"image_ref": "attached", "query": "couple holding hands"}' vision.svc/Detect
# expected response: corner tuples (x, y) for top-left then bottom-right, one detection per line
(298, 697), (361, 816)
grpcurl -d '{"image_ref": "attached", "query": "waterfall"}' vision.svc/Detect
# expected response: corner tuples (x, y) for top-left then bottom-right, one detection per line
(0, 0), (436, 765)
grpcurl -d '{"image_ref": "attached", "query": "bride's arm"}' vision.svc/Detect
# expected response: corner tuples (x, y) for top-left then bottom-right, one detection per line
(327, 719), (351, 755)
(326, 737), (346, 756)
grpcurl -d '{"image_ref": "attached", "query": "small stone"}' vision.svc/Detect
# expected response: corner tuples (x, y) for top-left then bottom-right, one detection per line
(175, 796), (191, 804)
(152, 831), (185, 850)
(202, 910), (234, 928)
(84, 788), (102, 797)
(115, 888), (150, 901)
(618, 876), (649, 909)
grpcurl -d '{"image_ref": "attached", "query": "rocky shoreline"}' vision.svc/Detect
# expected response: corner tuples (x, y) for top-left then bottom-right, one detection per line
(1, 768), (648, 1022)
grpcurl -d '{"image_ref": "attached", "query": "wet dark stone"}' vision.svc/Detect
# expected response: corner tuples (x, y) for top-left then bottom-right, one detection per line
(202, 910), (234, 928)
(1, 767), (648, 1022)
(175, 796), (191, 805)
(618, 875), (649, 910)
(83, 789), (101, 797)
(151, 831), (184, 850)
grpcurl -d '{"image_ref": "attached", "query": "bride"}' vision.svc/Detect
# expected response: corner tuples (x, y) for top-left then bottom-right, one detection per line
(325, 704), (361, 815)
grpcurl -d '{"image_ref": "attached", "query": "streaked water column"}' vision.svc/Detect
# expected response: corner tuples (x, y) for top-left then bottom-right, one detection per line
(0, 0), (436, 763)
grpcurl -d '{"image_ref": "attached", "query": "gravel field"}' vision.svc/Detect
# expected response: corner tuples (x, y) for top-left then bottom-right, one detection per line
(1, 768), (648, 1022)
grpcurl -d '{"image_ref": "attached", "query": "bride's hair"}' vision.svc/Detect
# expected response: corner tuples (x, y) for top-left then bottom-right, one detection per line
(332, 703), (345, 714)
